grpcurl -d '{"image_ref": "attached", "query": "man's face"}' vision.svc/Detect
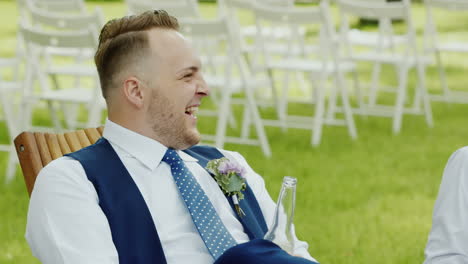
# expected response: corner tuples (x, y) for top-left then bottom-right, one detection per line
(143, 28), (208, 150)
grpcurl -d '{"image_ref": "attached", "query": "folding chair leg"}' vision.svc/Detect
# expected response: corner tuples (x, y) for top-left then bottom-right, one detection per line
(351, 69), (366, 114)
(326, 75), (337, 122)
(5, 146), (18, 183)
(279, 70), (291, 131)
(311, 79), (326, 146)
(435, 50), (450, 100)
(62, 103), (79, 129)
(309, 72), (318, 105)
(337, 72), (357, 139)
(392, 65), (409, 134)
(87, 100), (103, 128)
(22, 102), (33, 131)
(215, 89), (233, 149)
(417, 62), (434, 127)
(296, 71), (308, 94)
(245, 84), (271, 157)
(369, 62), (382, 107)
(48, 101), (62, 130)
(240, 102), (251, 139)
(227, 110), (238, 130)
(267, 68), (280, 120)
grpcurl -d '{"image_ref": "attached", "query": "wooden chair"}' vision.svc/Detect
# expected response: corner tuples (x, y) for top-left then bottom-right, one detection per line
(14, 127), (104, 196)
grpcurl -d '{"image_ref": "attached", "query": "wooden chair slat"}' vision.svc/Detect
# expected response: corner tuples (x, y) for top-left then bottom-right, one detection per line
(34, 132), (52, 166)
(84, 128), (101, 144)
(57, 133), (72, 154)
(97, 126), (104, 135)
(64, 132), (82, 152)
(15, 127), (103, 197)
(77, 130), (92, 148)
(14, 132), (43, 196)
(45, 133), (63, 160)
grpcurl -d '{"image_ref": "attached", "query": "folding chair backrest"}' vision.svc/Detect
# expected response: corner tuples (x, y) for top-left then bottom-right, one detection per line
(14, 127), (104, 196)
(19, 23), (98, 49)
(126, 0), (200, 18)
(28, 5), (104, 31)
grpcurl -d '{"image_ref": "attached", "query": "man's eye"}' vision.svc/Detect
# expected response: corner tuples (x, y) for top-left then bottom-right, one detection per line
(184, 73), (193, 79)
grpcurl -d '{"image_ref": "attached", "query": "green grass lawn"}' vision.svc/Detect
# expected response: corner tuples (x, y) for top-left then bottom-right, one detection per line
(1, 1), (468, 263)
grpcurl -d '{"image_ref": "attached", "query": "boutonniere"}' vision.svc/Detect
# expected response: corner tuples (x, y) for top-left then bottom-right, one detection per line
(206, 157), (247, 217)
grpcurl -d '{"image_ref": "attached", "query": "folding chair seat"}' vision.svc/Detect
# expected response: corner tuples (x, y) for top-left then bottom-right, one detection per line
(424, 0), (468, 103)
(19, 23), (104, 132)
(251, 2), (357, 146)
(0, 57), (23, 182)
(14, 127), (103, 196)
(180, 18), (271, 156)
(336, 0), (433, 134)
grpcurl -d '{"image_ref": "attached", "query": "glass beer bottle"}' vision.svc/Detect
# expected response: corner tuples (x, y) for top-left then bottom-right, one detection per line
(264, 176), (297, 254)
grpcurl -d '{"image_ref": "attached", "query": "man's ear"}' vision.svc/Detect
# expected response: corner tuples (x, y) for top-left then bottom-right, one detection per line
(123, 77), (145, 109)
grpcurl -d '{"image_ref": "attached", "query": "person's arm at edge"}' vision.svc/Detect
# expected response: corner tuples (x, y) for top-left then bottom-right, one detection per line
(424, 147), (468, 264)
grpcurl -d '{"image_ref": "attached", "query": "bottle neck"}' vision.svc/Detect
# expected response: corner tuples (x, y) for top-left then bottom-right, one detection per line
(278, 177), (296, 228)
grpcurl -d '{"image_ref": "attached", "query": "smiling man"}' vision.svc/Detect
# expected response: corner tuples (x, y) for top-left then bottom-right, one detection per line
(25, 10), (319, 264)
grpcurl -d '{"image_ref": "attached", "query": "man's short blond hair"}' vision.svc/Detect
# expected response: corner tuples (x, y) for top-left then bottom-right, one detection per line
(94, 10), (179, 99)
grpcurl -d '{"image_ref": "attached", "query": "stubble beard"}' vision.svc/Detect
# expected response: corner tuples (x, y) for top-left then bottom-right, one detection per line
(147, 90), (200, 150)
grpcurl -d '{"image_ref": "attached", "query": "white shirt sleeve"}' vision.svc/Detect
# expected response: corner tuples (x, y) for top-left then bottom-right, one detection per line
(219, 149), (319, 262)
(424, 147), (468, 264)
(26, 157), (119, 264)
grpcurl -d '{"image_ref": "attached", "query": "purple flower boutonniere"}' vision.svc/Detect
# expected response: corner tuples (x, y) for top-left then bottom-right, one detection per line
(206, 158), (247, 217)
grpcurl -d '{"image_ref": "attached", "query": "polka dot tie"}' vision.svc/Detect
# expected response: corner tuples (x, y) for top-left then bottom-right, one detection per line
(163, 148), (237, 260)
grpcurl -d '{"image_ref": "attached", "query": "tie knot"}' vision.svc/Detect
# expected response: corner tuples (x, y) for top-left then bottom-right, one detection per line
(163, 148), (182, 166)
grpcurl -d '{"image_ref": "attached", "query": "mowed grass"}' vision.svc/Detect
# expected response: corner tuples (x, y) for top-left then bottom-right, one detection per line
(1, 1), (468, 263)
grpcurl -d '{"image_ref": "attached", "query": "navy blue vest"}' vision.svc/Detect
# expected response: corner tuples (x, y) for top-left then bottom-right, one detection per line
(66, 138), (268, 264)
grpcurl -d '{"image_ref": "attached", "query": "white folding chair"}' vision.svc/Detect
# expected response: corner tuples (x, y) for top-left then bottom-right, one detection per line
(126, 0), (200, 18)
(180, 18), (271, 156)
(19, 23), (103, 132)
(223, 0), (316, 103)
(424, 0), (468, 103)
(337, 0), (433, 133)
(23, 7), (105, 129)
(251, 2), (358, 146)
(0, 58), (23, 182)
(26, 4), (103, 67)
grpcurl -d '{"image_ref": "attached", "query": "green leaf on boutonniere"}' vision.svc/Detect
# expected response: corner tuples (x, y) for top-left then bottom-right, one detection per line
(206, 158), (247, 215)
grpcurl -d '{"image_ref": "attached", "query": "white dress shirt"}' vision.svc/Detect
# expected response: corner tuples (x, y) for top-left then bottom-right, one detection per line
(26, 119), (317, 264)
(424, 147), (468, 264)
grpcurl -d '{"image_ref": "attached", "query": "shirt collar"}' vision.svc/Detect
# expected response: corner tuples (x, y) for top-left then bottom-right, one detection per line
(102, 119), (198, 171)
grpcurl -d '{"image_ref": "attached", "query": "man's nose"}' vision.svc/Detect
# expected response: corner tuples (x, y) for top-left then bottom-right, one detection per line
(197, 75), (210, 96)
